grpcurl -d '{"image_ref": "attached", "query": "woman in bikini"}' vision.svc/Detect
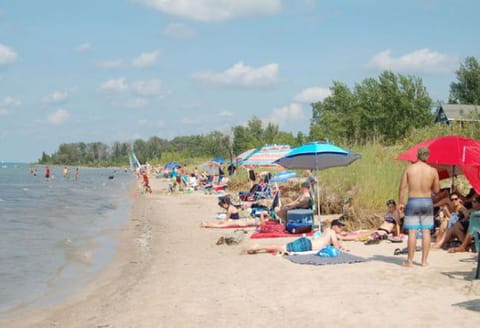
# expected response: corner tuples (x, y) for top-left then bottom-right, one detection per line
(200, 198), (256, 228)
(340, 199), (401, 242)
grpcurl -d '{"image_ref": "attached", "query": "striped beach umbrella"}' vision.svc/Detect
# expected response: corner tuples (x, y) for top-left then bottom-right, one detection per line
(240, 144), (292, 168)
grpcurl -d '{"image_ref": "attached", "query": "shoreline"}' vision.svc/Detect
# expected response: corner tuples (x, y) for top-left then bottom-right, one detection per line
(1, 180), (150, 327)
(3, 177), (480, 326)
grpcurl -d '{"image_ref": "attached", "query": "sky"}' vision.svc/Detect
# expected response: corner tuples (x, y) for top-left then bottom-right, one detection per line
(1, 0), (479, 162)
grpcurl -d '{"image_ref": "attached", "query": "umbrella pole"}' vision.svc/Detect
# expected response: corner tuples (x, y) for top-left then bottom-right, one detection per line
(451, 166), (456, 192)
(315, 170), (321, 232)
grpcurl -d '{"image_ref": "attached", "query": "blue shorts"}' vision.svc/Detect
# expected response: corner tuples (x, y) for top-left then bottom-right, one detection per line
(404, 197), (434, 230)
(286, 237), (312, 252)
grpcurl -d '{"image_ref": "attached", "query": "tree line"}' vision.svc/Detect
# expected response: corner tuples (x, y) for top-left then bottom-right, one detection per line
(38, 57), (480, 166)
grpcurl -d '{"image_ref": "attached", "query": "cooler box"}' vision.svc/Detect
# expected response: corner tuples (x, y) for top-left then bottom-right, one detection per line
(286, 209), (314, 234)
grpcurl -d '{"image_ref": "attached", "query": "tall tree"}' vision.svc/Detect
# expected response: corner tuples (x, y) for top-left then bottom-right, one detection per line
(310, 81), (356, 143)
(310, 71), (433, 144)
(449, 56), (480, 105)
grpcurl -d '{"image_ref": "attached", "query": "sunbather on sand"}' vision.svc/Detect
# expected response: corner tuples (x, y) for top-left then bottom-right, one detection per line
(201, 198), (256, 228)
(340, 199), (401, 242)
(244, 219), (346, 254)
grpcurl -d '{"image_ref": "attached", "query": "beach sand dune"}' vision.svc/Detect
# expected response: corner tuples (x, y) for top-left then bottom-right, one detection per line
(4, 178), (480, 327)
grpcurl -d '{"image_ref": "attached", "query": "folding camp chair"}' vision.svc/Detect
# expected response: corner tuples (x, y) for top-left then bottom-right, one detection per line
(250, 191), (280, 220)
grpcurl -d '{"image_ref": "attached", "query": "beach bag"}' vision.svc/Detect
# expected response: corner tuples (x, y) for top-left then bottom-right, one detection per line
(259, 221), (285, 233)
(317, 245), (340, 257)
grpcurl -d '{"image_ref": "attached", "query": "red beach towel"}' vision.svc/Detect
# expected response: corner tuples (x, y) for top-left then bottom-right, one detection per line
(250, 230), (314, 239)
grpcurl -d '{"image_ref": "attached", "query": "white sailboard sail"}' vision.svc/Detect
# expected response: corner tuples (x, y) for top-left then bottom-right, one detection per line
(129, 144), (142, 171)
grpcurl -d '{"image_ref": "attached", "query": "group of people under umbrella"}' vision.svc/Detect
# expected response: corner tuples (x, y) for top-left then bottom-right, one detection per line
(200, 137), (480, 274)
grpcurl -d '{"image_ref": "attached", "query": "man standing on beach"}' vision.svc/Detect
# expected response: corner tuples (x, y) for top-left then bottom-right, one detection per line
(398, 147), (440, 267)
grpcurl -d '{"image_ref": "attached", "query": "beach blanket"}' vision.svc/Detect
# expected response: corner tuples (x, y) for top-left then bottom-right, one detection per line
(286, 252), (368, 265)
(250, 230), (314, 239)
(206, 224), (257, 229)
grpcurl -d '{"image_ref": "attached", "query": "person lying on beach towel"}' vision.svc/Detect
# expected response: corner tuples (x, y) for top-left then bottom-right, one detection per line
(244, 219), (346, 255)
(201, 197), (256, 228)
(339, 199), (402, 243)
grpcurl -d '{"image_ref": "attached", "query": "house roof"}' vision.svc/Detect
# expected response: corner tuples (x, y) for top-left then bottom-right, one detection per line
(435, 104), (480, 123)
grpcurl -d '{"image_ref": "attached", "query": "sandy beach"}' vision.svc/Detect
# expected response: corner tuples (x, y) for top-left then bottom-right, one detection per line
(3, 177), (480, 327)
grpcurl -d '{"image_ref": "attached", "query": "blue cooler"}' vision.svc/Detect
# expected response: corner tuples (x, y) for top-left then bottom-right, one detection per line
(286, 209), (314, 234)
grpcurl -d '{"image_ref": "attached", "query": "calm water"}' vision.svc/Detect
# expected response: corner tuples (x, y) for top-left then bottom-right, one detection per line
(0, 164), (134, 317)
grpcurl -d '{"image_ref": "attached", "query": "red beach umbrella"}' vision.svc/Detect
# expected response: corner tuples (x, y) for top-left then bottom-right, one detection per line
(396, 135), (480, 192)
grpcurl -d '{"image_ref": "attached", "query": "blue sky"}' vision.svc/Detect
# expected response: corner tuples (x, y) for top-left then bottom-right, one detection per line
(1, 0), (479, 162)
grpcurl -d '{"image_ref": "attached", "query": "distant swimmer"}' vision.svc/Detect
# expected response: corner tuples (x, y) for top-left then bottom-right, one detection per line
(75, 168), (80, 181)
(45, 166), (50, 180)
(63, 166), (71, 179)
(108, 175), (114, 180)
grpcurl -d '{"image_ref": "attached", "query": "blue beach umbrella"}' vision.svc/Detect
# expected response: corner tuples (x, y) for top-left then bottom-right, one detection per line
(210, 157), (225, 164)
(275, 141), (361, 229)
(164, 162), (182, 169)
(270, 170), (299, 183)
(275, 142), (360, 170)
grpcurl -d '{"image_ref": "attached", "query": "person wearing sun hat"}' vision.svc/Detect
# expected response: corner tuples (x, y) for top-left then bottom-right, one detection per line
(274, 181), (313, 222)
(398, 146), (440, 267)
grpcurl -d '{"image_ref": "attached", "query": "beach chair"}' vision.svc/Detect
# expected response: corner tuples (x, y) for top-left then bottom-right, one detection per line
(468, 212), (480, 279)
(250, 191), (280, 220)
(238, 183), (263, 201)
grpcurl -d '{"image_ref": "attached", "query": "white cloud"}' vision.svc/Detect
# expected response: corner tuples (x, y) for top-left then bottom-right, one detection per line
(0, 96), (21, 114)
(137, 0), (282, 22)
(138, 119), (166, 128)
(99, 78), (170, 98)
(366, 48), (458, 75)
(96, 59), (124, 69)
(48, 109), (69, 124)
(218, 111), (233, 117)
(192, 61), (281, 87)
(2, 96), (21, 107)
(42, 90), (69, 104)
(0, 43), (18, 65)
(97, 50), (160, 69)
(126, 98), (149, 109)
(99, 78), (128, 92)
(266, 103), (305, 127)
(131, 79), (170, 97)
(163, 23), (195, 38)
(131, 50), (160, 68)
(294, 87), (331, 103)
(74, 42), (91, 53)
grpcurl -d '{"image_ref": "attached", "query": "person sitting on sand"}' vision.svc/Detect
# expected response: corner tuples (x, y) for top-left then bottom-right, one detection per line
(445, 195), (480, 253)
(340, 199), (401, 242)
(433, 193), (470, 249)
(433, 205), (450, 241)
(244, 219), (346, 255)
(201, 198), (256, 228)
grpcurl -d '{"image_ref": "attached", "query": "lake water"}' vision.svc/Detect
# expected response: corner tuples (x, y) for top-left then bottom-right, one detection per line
(0, 164), (134, 318)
